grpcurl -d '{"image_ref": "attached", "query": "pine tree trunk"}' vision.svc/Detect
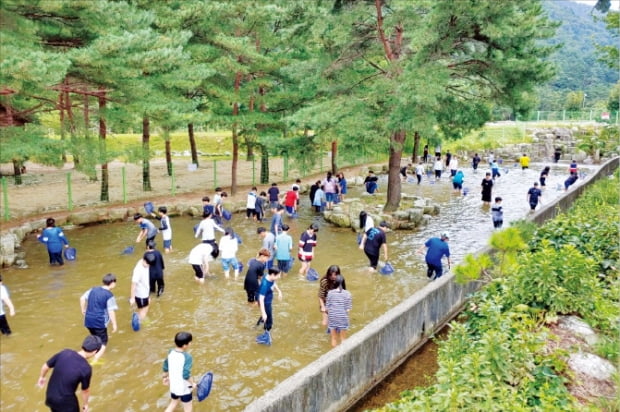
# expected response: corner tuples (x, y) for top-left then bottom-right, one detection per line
(246, 142), (255, 161)
(83, 94), (97, 181)
(231, 70), (243, 195)
(142, 116), (152, 191)
(165, 139), (172, 177)
(260, 144), (269, 184)
(59, 91), (67, 163)
(331, 140), (338, 174)
(412, 131), (420, 163)
(12, 160), (22, 185)
(98, 92), (109, 202)
(385, 130), (405, 211)
(188, 123), (199, 167)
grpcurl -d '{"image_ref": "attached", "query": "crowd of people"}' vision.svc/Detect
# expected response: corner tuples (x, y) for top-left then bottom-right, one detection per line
(0, 151), (586, 411)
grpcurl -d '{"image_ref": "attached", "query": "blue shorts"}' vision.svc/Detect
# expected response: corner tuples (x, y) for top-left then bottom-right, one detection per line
(277, 259), (291, 273)
(452, 182), (462, 190)
(163, 239), (172, 249)
(285, 206), (294, 214)
(325, 192), (336, 202)
(269, 201), (279, 210)
(220, 257), (239, 271)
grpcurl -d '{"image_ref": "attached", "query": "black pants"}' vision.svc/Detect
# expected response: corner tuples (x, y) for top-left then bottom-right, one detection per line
(149, 274), (164, 295)
(48, 251), (64, 266)
(0, 314), (11, 335)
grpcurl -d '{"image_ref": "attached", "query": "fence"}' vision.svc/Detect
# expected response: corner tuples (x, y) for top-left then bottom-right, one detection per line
(0, 151), (384, 221)
(511, 110), (619, 123)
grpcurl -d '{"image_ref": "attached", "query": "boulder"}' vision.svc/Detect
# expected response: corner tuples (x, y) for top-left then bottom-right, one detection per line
(407, 208), (425, 224)
(108, 208), (128, 222)
(323, 211), (351, 228)
(568, 352), (616, 381)
(559, 315), (599, 346)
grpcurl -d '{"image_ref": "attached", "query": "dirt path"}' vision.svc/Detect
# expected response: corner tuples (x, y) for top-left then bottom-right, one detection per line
(0, 156), (372, 231)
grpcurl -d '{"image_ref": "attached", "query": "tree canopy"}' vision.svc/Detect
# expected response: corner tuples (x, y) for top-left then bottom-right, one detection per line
(5, 0), (612, 209)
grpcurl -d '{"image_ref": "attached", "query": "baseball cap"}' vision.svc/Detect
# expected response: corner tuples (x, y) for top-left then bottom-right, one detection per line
(440, 231), (450, 239)
(82, 335), (103, 352)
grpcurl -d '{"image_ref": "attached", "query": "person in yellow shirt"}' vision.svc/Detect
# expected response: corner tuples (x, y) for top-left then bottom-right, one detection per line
(519, 153), (530, 170)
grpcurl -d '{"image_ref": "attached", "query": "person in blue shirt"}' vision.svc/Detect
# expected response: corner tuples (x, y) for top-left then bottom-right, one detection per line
(256, 268), (282, 345)
(452, 170), (464, 194)
(270, 205), (284, 236)
(417, 232), (451, 281)
(37, 217), (70, 265)
(490, 160), (501, 180)
(80, 273), (118, 363)
(134, 213), (158, 247)
(527, 182), (542, 211)
(274, 224), (293, 275)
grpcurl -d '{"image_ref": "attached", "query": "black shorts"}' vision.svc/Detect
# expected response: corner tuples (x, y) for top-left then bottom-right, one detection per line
(364, 251), (380, 269)
(87, 327), (109, 345)
(192, 264), (204, 279)
(135, 296), (149, 308)
(171, 392), (192, 403)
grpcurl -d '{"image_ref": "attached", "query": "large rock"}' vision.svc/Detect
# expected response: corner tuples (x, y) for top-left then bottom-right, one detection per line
(0, 233), (17, 267)
(323, 211), (351, 228)
(568, 352), (616, 381)
(559, 315), (599, 346)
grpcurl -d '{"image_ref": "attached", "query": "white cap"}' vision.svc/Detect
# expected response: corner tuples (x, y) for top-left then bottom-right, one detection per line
(440, 231), (450, 239)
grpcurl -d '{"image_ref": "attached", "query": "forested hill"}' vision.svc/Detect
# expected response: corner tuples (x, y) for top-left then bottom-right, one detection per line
(538, 0), (618, 110)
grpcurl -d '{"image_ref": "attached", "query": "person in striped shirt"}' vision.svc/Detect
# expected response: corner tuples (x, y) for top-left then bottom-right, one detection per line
(326, 275), (352, 347)
(298, 223), (318, 277)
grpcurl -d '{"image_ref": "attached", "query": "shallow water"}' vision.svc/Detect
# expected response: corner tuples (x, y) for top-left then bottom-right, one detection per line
(0, 163), (592, 411)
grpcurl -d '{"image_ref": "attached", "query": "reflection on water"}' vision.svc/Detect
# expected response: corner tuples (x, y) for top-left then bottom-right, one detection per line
(0, 164), (592, 411)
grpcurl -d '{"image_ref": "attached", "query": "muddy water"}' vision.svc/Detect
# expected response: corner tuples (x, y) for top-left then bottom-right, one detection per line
(0, 163), (590, 411)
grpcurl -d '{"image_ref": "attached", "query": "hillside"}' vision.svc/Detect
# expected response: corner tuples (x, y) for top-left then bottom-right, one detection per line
(538, 0), (618, 110)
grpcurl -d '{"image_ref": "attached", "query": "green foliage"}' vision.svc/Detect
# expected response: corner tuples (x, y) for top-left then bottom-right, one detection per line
(538, 1), (618, 111)
(0, 126), (64, 167)
(530, 174), (620, 275)
(376, 165), (619, 412)
(505, 243), (599, 314)
(379, 297), (574, 412)
(445, 125), (529, 154)
(489, 228), (527, 277)
(596, 11), (619, 70)
(454, 253), (493, 284)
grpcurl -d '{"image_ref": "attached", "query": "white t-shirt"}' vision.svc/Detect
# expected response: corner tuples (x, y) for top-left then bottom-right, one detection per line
(160, 215), (172, 241)
(433, 159), (443, 171)
(195, 218), (223, 241)
(0, 285), (9, 316)
(165, 349), (193, 396)
(246, 192), (257, 209)
(449, 158), (458, 170)
(132, 259), (150, 299)
(364, 215), (375, 233)
(219, 235), (238, 259)
(415, 164), (425, 175)
(188, 243), (213, 265)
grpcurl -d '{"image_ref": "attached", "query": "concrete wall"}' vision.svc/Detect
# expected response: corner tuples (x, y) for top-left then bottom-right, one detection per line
(246, 275), (479, 412)
(244, 156), (619, 412)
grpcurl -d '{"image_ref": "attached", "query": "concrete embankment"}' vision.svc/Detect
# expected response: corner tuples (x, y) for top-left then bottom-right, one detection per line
(244, 156), (619, 412)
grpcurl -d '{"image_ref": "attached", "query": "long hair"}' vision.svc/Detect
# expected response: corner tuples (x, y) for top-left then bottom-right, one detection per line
(359, 211), (367, 230)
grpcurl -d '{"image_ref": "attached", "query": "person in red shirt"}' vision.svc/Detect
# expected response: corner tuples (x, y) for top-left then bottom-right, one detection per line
(283, 186), (299, 216)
